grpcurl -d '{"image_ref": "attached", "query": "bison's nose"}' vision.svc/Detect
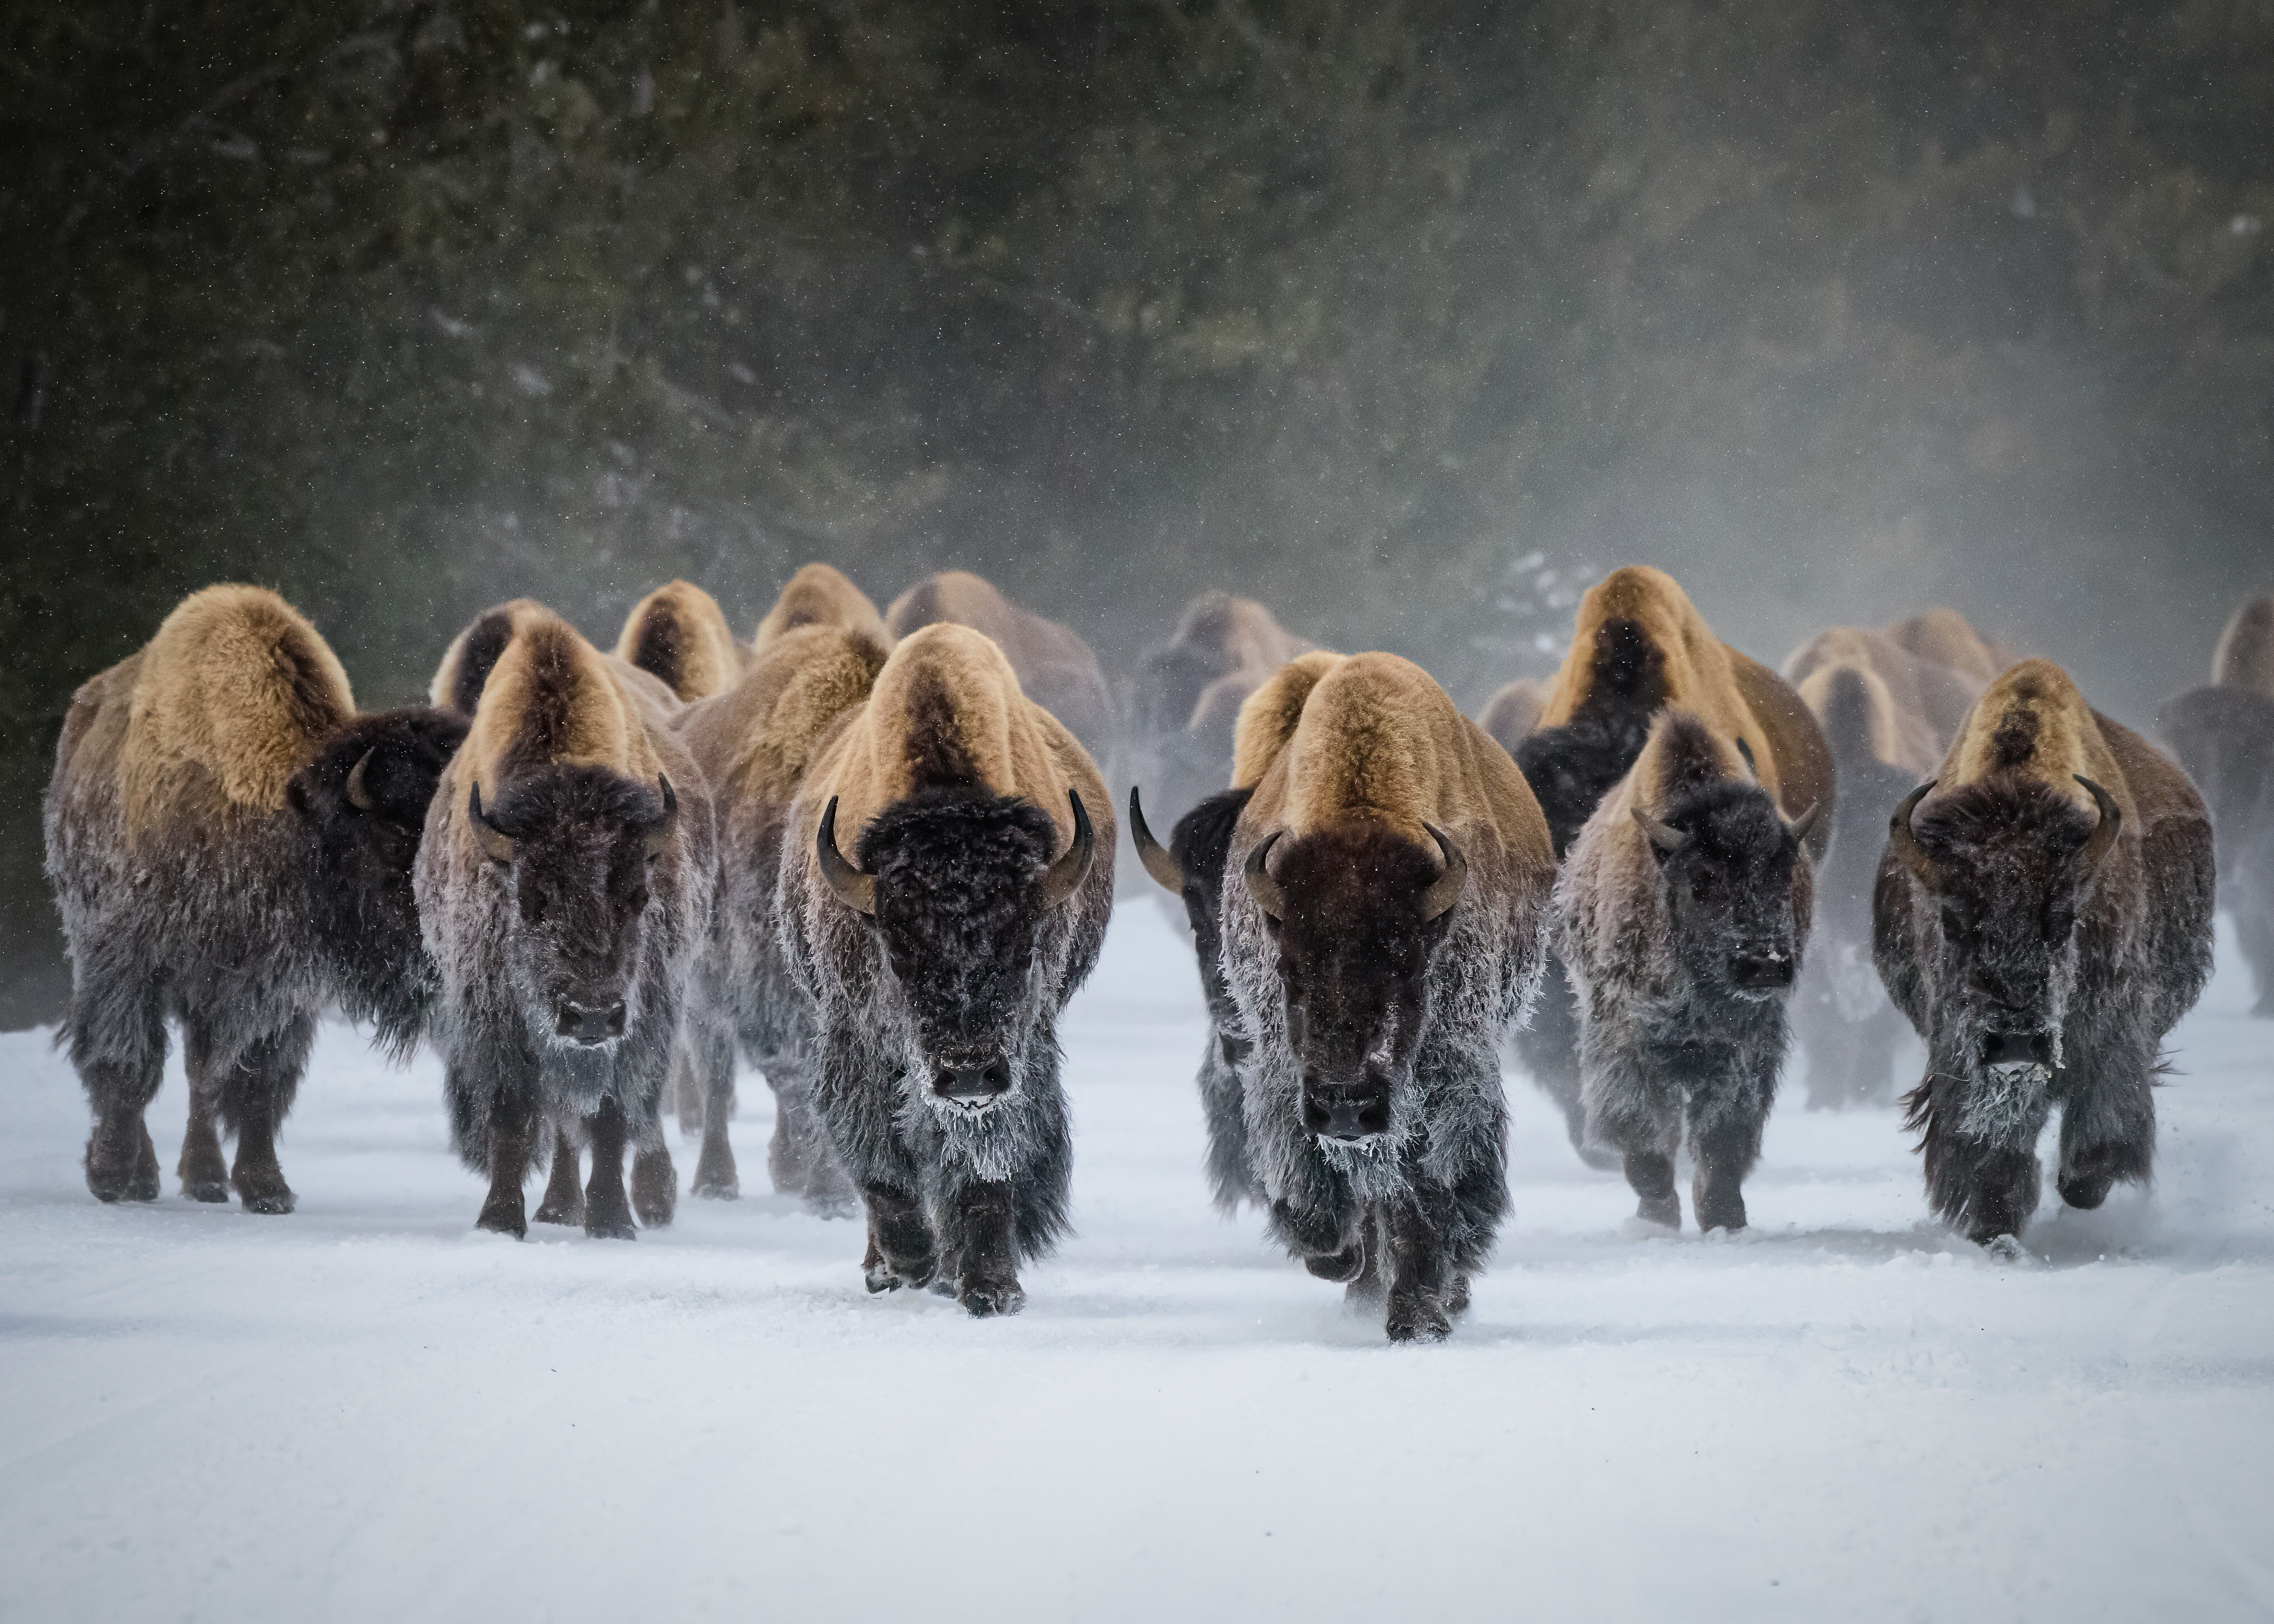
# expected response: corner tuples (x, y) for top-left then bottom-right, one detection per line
(1982, 1028), (2053, 1070)
(557, 1001), (626, 1045)
(935, 1060), (1012, 1104)
(1302, 1081), (1390, 1142)
(1729, 948), (1794, 991)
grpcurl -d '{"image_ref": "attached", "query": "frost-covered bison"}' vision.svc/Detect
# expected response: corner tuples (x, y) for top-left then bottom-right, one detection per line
(614, 579), (746, 702)
(416, 606), (714, 1239)
(1130, 651), (1342, 1212)
(674, 621), (890, 1204)
(781, 623), (1113, 1315)
(1511, 566), (1832, 1167)
(1560, 712), (1820, 1231)
(45, 585), (465, 1210)
(1876, 659), (2214, 1247)
(1220, 652), (1555, 1343)
(1127, 591), (1316, 840)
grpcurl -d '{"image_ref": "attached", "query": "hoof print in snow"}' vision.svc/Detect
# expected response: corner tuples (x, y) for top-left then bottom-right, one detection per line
(958, 1279), (1026, 1318)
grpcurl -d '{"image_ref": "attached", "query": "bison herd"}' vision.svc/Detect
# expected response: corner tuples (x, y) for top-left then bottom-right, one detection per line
(44, 565), (2265, 1336)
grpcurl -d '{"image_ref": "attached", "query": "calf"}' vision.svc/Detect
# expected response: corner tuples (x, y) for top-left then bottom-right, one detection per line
(1560, 712), (1818, 1231)
(415, 606), (714, 1238)
(45, 585), (463, 1210)
(781, 623), (1113, 1315)
(1876, 660), (2213, 1246)
(1219, 652), (1556, 1342)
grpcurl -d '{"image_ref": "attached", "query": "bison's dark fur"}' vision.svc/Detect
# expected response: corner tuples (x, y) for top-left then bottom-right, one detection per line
(2159, 684), (2274, 1017)
(1875, 666), (2213, 1247)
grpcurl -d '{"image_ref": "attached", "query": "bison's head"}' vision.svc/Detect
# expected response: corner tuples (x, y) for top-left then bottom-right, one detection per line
(1244, 822), (1466, 1144)
(1633, 778), (1817, 1002)
(818, 786), (1093, 1114)
(468, 766), (677, 1049)
(1887, 774), (2120, 1085)
(1130, 785), (1254, 1051)
(289, 705), (470, 1053)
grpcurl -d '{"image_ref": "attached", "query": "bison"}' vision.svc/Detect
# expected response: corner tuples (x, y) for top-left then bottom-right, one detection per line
(415, 605), (714, 1239)
(2211, 594), (2274, 699)
(1477, 677), (1549, 758)
(753, 562), (889, 654)
(1560, 711), (1820, 1231)
(1129, 651), (1344, 1212)
(673, 621), (890, 1204)
(1883, 606), (2018, 691)
(1127, 592), (1315, 839)
(886, 571), (1119, 782)
(1783, 623), (1982, 745)
(615, 579), (746, 702)
(780, 622), (1114, 1315)
(1510, 567), (1831, 1167)
(1876, 659), (2214, 1247)
(1218, 652), (1556, 1342)
(2161, 602), (2274, 1017)
(45, 585), (465, 1210)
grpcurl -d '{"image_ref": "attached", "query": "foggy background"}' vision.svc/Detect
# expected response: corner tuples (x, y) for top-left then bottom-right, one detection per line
(3, 0), (2270, 1024)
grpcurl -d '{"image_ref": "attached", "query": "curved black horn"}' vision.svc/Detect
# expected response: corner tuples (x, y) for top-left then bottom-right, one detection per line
(345, 749), (377, 813)
(1632, 805), (1689, 855)
(1244, 830), (1287, 921)
(2075, 775), (2122, 872)
(1038, 790), (1096, 909)
(468, 782), (516, 865)
(816, 796), (875, 916)
(644, 774), (678, 860)
(1785, 801), (1822, 849)
(1127, 786), (1185, 896)
(1420, 822), (1467, 922)
(1886, 780), (1940, 891)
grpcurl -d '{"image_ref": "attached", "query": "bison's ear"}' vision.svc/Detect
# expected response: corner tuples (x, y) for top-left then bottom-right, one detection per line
(1632, 806), (1688, 859)
(469, 783), (517, 866)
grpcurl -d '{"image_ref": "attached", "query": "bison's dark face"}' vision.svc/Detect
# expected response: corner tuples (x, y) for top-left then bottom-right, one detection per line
(1889, 776), (2119, 1086)
(470, 766), (676, 1049)
(1246, 824), (1464, 1144)
(289, 706), (470, 1052)
(1638, 781), (1813, 1003)
(823, 786), (1094, 1115)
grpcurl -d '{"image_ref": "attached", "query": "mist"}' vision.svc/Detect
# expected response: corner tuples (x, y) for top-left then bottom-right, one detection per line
(3, 0), (2270, 1019)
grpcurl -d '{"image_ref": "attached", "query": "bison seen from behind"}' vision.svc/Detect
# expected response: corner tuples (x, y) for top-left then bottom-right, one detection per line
(1560, 712), (1818, 1231)
(1876, 660), (2213, 1247)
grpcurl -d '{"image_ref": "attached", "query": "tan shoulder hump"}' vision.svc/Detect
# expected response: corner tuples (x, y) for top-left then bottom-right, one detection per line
(1232, 651), (1345, 788)
(2212, 595), (2274, 698)
(465, 609), (652, 788)
(615, 580), (743, 701)
(753, 563), (889, 652)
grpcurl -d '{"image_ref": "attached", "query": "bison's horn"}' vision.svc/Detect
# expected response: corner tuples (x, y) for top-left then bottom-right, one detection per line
(2075, 775), (2121, 872)
(1784, 801), (1822, 849)
(1244, 831), (1287, 922)
(1734, 736), (1759, 779)
(643, 775), (677, 862)
(1887, 780), (1940, 891)
(816, 796), (876, 916)
(1632, 806), (1689, 855)
(345, 749), (377, 813)
(1127, 786), (1185, 896)
(1420, 822), (1467, 923)
(1039, 790), (1096, 910)
(468, 782), (516, 866)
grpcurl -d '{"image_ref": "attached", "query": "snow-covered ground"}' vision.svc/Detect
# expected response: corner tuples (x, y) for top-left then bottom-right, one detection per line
(2, 909), (2270, 1623)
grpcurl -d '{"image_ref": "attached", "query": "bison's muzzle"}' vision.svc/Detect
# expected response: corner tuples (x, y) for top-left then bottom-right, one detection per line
(1303, 1077), (1391, 1142)
(556, 999), (628, 1046)
(1982, 1027), (2054, 1082)
(935, 1058), (1014, 1108)
(1728, 946), (1796, 993)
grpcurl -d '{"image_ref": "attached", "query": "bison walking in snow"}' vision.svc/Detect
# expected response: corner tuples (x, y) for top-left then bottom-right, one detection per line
(1511, 566), (1831, 1167)
(1560, 712), (1820, 1231)
(1130, 651), (1343, 1212)
(780, 623), (1114, 1315)
(614, 579), (747, 703)
(415, 606), (714, 1239)
(1127, 592), (1316, 841)
(45, 585), (465, 1210)
(1876, 659), (2214, 1247)
(1219, 652), (1556, 1342)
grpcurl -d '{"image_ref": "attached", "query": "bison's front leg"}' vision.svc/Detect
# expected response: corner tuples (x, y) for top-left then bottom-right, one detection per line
(858, 1182), (937, 1293)
(477, 1103), (536, 1238)
(218, 1012), (314, 1216)
(533, 1129), (583, 1225)
(1687, 1038), (1776, 1233)
(681, 1007), (739, 1201)
(72, 964), (167, 1204)
(582, 1097), (638, 1239)
(1383, 1184), (1460, 1343)
(942, 1179), (1024, 1318)
(1581, 1037), (1682, 1230)
(2054, 1047), (2155, 1213)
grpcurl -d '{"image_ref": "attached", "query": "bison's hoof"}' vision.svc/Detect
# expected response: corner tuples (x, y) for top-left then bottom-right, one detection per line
(86, 1167), (157, 1204)
(1635, 1193), (1682, 1230)
(234, 1174), (296, 1215)
(1978, 1232), (2037, 1264)
(1385, 1301), (1452, 1344)
(864, 1254), (936, 1294)
(475, 1197), (528, 1239)
(2057, 1170), (2115, 1210)
(691, 1170), (739, 1201)
(1303, 1243), (1366, 1284)
(86, 1127), (161, 1204)
(1444, 1275), (1472, 1318)
(959, 1277), (1026, 1318)
(532, 1192), (582, 1225)
(182, 1176), (230, 1204)
(584, 1208), (638, 1241)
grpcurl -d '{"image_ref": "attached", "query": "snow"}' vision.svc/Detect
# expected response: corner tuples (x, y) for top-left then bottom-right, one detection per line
(3, 911), (2271, 1623)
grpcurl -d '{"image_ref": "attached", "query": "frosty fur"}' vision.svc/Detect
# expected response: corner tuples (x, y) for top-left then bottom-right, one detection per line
(45, 586), (460, 1213)
(1876, 665), (2214, 1245)
(416, 613), (715, 1240)
(1559, 712), (1814, 1233)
